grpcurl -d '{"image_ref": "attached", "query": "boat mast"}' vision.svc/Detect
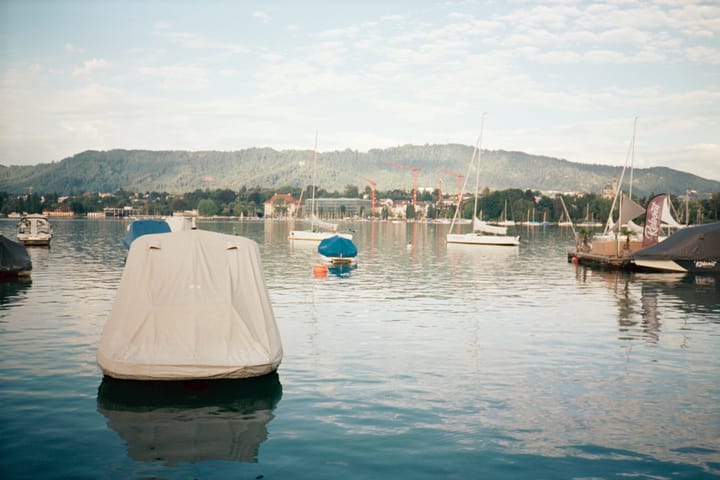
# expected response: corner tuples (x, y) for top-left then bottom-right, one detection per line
(311, 131), (318, 220)
(603, 117), (637, 235)
(628, 117), (636, 200)
(472, 112), (486, 223)
(448, 126), (482, 233)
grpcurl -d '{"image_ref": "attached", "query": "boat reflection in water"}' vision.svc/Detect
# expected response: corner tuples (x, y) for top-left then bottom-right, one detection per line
(0, 277), (32, 308)
(96, 372), (282, 465)
(328, 263), (357, 277)
(575, 267), (719, 343)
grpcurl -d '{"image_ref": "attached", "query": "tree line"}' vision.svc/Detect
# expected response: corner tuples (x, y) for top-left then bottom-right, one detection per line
(1, 185), (718, 225)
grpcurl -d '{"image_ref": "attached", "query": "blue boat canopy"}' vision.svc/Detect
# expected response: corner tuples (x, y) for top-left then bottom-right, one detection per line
(318, 235), (358, 258)
(123, 219), (171, 249)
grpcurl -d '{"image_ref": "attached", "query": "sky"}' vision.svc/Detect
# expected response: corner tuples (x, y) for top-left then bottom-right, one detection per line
(1, 0), (719, 181)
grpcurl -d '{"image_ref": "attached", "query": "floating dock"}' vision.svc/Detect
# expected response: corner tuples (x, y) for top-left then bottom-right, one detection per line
(567, 249), (636, 270)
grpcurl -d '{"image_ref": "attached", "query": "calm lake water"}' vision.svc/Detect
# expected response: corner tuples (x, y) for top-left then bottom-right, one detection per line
(1, 218), (718, 479)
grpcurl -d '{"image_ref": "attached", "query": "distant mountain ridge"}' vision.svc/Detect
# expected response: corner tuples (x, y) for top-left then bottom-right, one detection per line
(1, 145), (717, 197)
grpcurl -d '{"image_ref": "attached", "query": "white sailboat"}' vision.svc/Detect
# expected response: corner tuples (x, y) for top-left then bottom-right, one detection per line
(447, 115), (520, 247)
(289, 134), (351, 241)
(577, 204), (603, 228)
(557, 208), (573, 227)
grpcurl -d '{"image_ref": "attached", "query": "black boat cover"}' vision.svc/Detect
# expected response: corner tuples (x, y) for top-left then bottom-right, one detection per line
(0, 235), (32, 275)
(633, 222), (720, 261)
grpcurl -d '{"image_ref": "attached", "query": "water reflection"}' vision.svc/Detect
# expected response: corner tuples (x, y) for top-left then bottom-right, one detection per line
(0, 278), (31, 312)
(446, 242), (520, 260)
(97, 373), (282, 465)
(575, 267), (720, 343)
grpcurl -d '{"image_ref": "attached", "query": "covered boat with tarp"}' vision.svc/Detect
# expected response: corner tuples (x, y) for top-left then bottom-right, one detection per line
(123, 219), (172, 249)
(632, 222), (720, 273)
(318, 235), (358, 265)
(98, 229), (283, 380)
(0, 235), (32, 280)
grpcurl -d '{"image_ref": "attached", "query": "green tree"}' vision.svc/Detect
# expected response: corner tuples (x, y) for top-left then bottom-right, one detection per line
(406, 203), (415, 220)
(427, 204), (437, 219)
(70, 201), (86, 215)
(343, 184), (359, 198)
(197, 198), (219, 216)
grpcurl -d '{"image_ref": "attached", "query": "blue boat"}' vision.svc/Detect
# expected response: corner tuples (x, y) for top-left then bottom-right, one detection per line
(123, 219), (171, 249)
(318, 235), (358, 265)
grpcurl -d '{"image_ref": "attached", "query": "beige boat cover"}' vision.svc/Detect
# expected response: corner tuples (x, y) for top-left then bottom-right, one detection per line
(97, 230), (283, 380)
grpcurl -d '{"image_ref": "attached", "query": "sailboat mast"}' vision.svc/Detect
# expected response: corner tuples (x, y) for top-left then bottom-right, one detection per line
(448, 133), (481, 233)
(628, 117), (637, 200)
(472, 113), (486, 220)
(603, 117), (637, 235)
(311, 131), (318, 219)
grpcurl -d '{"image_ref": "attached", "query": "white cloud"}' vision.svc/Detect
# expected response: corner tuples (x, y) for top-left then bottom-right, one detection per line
(597, 27), (650, 44)
(64, 43), (83, 54)
(253, 11), (271, 23)
(380, 14), (405, 22)
(60, 119), (107, 142)
(153, 20), (170, 30)
(533, 50), (582, 64)
(153, 27), (248, 54)
(317, 25), (361, 40)
(686, 46), (720, 64)
(308, 41), (348, 67)
(371, 98), (461, 122)
(138, 66), (209, 91)
(670, 2), (720, 38)
(583, 49), (629, 63)
(72, 58), (109, 77)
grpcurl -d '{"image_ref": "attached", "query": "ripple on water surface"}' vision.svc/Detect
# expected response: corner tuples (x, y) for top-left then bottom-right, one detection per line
(0, 219), (718, 479)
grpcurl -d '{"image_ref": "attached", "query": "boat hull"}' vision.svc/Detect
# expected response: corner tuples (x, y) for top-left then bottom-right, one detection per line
(320, 255), (357, 266)
(289, 230), (352, 241)
(633, 259), (720, 274)
(631, 222), (720, 274)
(446, 233), (520, 246)
(17, 236), (51, 246)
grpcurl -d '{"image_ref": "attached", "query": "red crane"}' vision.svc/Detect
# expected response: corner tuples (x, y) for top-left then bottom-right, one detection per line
(438, 177), (443, 204)
(441, 167), (464, 206)
(363, 177), (376, 215)
(385, 162), (421, 208)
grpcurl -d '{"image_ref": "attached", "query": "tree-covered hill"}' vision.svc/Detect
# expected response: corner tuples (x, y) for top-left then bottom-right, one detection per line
(1, 145), (717, 196)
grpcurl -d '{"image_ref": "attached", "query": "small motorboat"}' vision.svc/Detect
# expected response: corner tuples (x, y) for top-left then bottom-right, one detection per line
(318, 235), (358, 265)
(16, 214), (53, 246)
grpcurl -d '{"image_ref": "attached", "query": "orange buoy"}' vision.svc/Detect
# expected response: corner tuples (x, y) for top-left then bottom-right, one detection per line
(313, 264), (328, 278)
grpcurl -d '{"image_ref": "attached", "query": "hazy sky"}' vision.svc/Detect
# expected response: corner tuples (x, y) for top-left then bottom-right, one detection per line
(1, 0), (718, 181)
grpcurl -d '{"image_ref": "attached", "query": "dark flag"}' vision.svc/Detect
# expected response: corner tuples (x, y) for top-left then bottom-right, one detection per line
(643, 194), (666, 247)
